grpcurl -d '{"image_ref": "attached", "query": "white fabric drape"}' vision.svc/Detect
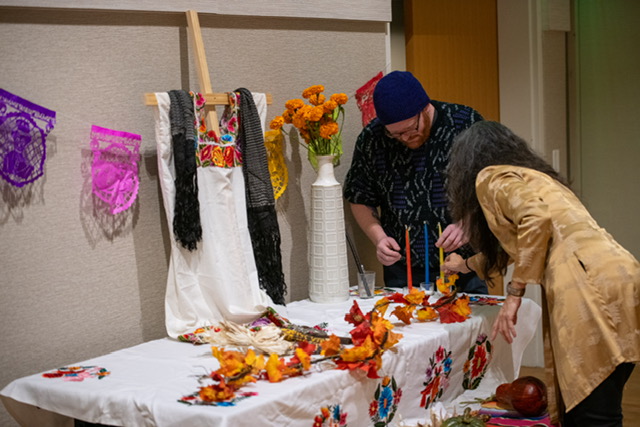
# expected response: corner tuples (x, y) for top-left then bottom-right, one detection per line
(154, 92), (274, 338)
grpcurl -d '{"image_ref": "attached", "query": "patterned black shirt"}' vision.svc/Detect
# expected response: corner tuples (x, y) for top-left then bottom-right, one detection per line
(344, 100), (483, 283)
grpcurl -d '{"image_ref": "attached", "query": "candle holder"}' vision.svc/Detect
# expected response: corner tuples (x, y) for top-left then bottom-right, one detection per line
(420, 282), (434, 296)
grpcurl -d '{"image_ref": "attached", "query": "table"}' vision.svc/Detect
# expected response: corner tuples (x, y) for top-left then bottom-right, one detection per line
(1, 296), (540, 427)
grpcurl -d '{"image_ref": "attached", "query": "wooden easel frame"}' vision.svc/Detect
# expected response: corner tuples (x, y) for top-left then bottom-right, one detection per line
(144, 10), (272, 136)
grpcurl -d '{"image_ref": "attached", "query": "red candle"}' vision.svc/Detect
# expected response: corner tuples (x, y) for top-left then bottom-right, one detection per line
(406, 226), (413, 290)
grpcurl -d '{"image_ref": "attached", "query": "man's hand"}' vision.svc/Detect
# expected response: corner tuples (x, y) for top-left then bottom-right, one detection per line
(375, 236), (402, 266)
(435, 222), (468, 252)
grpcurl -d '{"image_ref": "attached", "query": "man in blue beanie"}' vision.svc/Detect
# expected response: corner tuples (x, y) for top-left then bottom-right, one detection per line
(344, 71), (487, 293)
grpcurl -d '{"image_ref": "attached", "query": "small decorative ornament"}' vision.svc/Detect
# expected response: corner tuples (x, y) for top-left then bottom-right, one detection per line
(90, 125), (141, 214)
(0, 88), (56, 187)
(42, 366), (110, 381)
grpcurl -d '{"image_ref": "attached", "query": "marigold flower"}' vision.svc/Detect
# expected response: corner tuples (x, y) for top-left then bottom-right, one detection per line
(319, 122), (339, 139)
(270, 116), (285, 130)
(306, 106), (325, 122)
(299, 129), (311, 143)
(282, 110), (294, 124)
(308, 93), (326, 106)
(322, 100), (338, 113)
(302, 85), (324, 99)
(330, 93), (348, 105)
(285, 98), (304, 111)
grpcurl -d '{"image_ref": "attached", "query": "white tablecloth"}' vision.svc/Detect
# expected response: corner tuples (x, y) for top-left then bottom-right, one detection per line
(1, 296), (541, 427)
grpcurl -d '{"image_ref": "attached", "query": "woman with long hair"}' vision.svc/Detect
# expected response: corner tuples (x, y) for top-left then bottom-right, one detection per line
(443, 121), (639, 426)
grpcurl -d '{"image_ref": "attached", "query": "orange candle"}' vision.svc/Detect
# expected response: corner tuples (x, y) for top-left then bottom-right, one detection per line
(438, 222), (444, 282)
(406, 226), (413, 290)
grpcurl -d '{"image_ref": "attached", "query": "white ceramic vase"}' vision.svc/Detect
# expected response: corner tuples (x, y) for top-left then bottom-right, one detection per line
(308, 155), (350, 303)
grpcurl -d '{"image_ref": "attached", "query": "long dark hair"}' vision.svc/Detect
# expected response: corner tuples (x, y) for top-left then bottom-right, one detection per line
(446, 121), (569, 279)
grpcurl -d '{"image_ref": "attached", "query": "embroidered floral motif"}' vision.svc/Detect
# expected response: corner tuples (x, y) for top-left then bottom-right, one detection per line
(192, 91), (241, 169)
(42, 366), (110, 381)
(178, 390), (257, 406)
(369, 376), (402, 426)
(313, 404), (348, 427)
(463, 333), (492, 390)
(420, 346), (452, 409)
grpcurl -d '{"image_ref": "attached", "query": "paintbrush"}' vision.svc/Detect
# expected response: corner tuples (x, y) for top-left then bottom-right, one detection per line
(345, 232), (372, 297)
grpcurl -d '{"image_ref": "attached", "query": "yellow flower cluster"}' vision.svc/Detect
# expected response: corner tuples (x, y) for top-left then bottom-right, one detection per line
(270, 85), (348, 167)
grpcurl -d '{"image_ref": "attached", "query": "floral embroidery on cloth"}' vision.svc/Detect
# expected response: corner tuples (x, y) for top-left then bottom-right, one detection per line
(178, 390), (258, 406)
(0, 88), (56, 187)
(369, 376), (402, 426)
(313, 404), (347, 427)
(90, 125), (141, 214)
(193, 91), (241, 168)
(463, 333), (492, 390)
(42, 366), (110, 381)
(420, 346), (452, 409)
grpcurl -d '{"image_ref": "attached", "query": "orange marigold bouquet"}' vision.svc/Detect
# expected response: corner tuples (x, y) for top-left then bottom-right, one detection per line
(269, 84), (348, 169)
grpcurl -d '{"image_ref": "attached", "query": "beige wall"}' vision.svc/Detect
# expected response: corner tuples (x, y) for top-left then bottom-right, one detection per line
(571, 0), (640, 259)
(0, 7), (387, 425)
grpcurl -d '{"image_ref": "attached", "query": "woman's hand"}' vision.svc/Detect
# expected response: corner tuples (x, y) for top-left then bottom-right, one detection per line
(436, 222), (469, 252)
(375, 236), (402, 266)
(491, 295), (522, 344)
(442, 253), (468, 275)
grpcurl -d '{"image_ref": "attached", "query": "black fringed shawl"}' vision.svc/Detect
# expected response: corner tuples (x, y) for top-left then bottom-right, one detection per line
(236, 88), (287, 305)
(168, 90), (201, 251)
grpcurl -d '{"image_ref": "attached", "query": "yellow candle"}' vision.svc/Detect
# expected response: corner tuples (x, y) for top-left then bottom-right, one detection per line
(438, 222), (444, 281)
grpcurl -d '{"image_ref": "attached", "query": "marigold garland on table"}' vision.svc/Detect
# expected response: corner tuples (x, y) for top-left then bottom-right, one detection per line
(183, 281), (472, 405)
(269, 85), (348, 169)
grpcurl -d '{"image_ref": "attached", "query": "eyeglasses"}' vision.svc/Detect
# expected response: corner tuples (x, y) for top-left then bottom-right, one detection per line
(384, 111), (422, 140)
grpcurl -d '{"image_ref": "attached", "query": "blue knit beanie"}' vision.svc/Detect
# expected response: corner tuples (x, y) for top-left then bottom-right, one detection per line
(373, 71), (430, 125)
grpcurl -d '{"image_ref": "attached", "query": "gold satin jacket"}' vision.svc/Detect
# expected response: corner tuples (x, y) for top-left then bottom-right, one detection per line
(468, 165), (639, 415)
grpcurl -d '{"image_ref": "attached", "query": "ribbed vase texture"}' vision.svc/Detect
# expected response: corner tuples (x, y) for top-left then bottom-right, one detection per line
(308, 155), (349, 303)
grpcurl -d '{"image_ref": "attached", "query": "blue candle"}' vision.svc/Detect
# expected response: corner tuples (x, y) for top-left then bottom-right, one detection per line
(424, 222), (429, 285)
